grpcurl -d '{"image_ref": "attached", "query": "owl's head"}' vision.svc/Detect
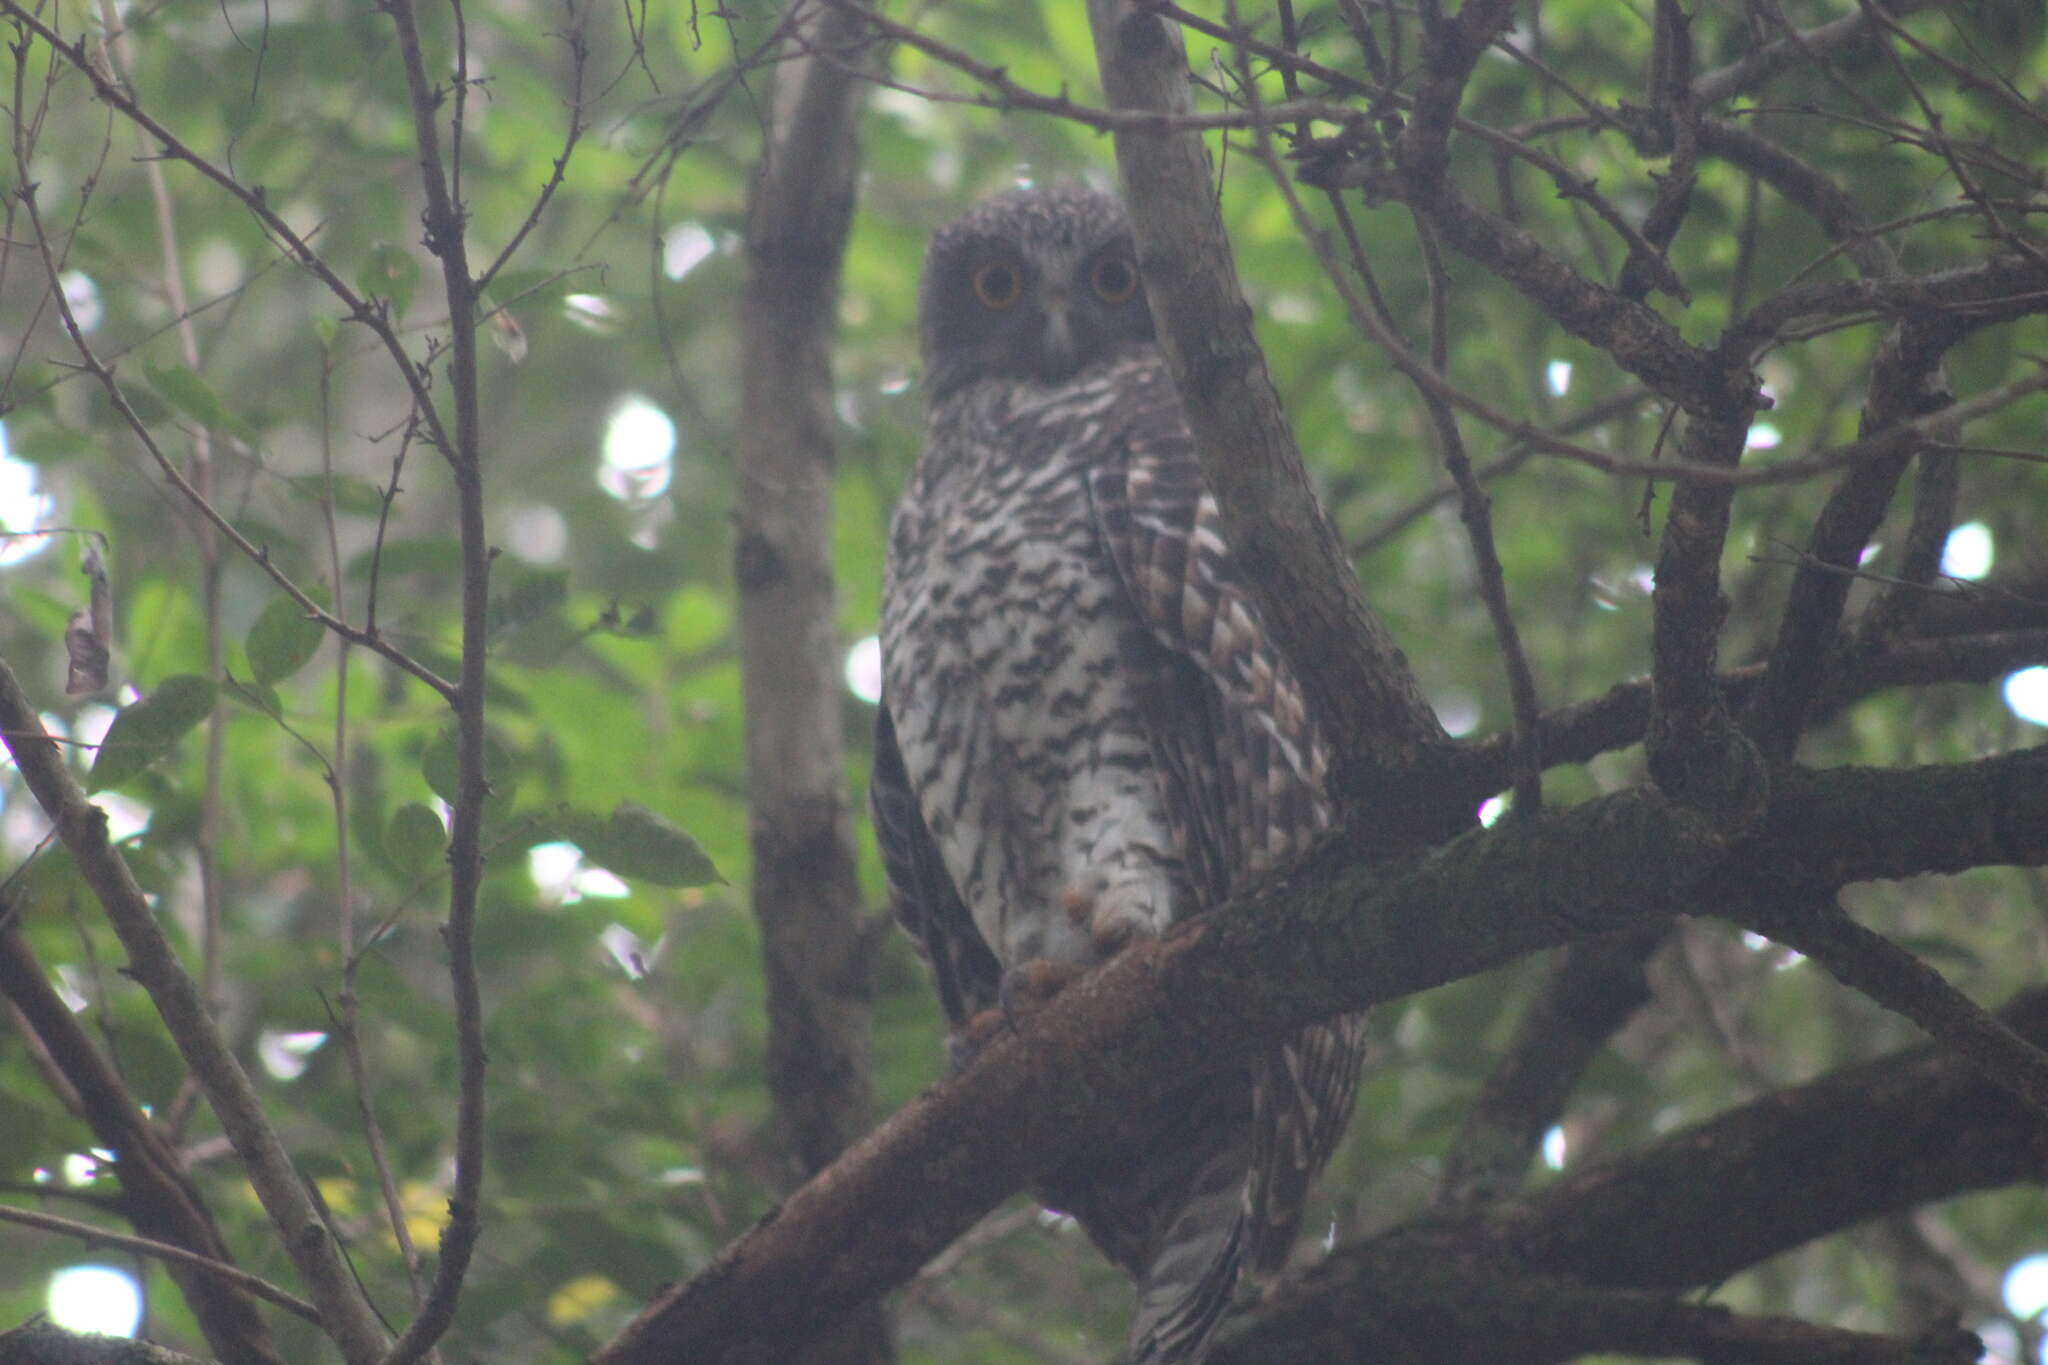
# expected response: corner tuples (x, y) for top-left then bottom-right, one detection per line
(919, 184), (1155, 401)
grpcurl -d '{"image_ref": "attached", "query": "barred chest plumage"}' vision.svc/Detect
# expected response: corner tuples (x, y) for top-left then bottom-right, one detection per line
(880, 364), (1189, 972)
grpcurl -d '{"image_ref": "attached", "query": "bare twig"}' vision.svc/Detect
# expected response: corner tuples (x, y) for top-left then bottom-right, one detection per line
(375, 0), (494, 1354)
(0, 1204), (321, 1324)
(1741, 895), (2048, 1116)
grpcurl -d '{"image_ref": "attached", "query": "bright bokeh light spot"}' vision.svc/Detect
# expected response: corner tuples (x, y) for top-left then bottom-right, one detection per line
(878, 371), (912, 396)
(598, 396), (676, 502)
(1432, 688), (1480, 738)
(1541, 1125), (1567, 1170)
(1978, 1320), (2021, 1365)
(601, 923), (650, 979)
(48, 1265), (141, 1337)
(562, 293), (619, 333)
(258, 1029), (329, 1081)
(1268, 293), (1319, 324)
(530, 841), (581, 897)
(1545, 360), (1572, 396)
(844, 636), (882, 705)
(2002, 1252), (2048, 1319)
(62, 1150), (112, 1185)
(74, 703), (117, 753)
(528, 841), (631, 906)
(505, 505), (568, 564)
(59, 271), (104, 332)
(0, 424), (56, 567)
(1477, 795), (1508, 828)
(2006, 668), (2048, 728)
(97, 792), (153, 845)
(663, 222), (717, 281)
(1742, 930), (1804, 969)
(1745, 423), (1781, 450)
(1941, 522), (1994, 581)
(52, 964), (88, 1012)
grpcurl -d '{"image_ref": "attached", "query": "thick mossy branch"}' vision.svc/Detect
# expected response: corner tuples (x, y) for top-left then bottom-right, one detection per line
(596, 747), (2048, 1362)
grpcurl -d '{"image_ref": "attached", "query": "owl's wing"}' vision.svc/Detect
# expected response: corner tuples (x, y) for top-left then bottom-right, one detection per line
(1086, 361), (1368, 1363)
(871, 701), (1002, 1045)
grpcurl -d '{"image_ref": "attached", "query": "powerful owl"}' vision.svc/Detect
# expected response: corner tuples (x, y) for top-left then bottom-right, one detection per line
(870, 184), (1368, 1364)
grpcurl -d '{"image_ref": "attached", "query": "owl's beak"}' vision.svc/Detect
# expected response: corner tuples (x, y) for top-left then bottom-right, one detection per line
(1037, 300), (1082, 383)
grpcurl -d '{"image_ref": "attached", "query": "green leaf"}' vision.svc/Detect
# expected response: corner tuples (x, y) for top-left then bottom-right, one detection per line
(571, 801), (723, 888)
(357, 243), (420, 318)
(88, 676), (217, 793)
(488, 569), (569, 641)
(247, 593), (326, 685)
(141, 361), (257, 442)
(10, 426), (93, 465)
(220, 670), (283, 719)
(386, 802), (447, 878)
(421, 726), (517, 807)
(345, 536), (462, 582)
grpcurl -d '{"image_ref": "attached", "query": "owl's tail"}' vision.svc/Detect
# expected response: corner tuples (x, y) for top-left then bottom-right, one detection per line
(1121, 1125), (1256, 1365)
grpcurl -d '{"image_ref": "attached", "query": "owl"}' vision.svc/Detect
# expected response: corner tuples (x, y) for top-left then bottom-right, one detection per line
(870, 184), (1369, 1364)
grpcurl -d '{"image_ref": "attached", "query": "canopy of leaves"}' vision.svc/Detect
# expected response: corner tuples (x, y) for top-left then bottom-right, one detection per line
(0, 0), (2044, 1362)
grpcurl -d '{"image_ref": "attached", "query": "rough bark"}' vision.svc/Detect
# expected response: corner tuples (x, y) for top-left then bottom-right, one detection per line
(732, 0), (890, 1360)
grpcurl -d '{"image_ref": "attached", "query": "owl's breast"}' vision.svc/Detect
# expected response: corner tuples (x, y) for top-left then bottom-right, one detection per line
(881, 391), (1189, 971)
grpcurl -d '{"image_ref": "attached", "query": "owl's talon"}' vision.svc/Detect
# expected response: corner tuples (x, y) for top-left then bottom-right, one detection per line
(999, 958), (1086, 1034)
(948, 1006), (1011, 1071)
(1089, 915), (1136, 954)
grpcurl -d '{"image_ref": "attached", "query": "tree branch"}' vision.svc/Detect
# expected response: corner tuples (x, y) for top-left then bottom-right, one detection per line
(1216, 986), (2048, 1360)
(1084, 0), (1460, 840)
(0, 658), (390, 1365)
(733, 0), (889, 1358)
(593, 746), (2048, 1360)
(0, 911), (290, 1362)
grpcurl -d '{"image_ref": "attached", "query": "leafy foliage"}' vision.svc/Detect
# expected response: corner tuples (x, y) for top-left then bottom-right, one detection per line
(0, 0), (2044, 1362)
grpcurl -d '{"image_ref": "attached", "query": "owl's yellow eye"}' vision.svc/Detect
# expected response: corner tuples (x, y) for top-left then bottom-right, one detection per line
(1090, 256), (1139, 304)
(972, 261), (1023, 310)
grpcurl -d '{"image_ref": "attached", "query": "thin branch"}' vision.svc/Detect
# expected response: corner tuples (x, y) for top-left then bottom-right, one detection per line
(1436, 924), (1665, 1206)
(0, 660), (391, 1364)
(1741, 895), (2048, 1115)
(1690, 0), (1946, 106)
(1454, 626), (2048, 800)
(6, 174), (455, 704)
(376, 0), (494, 1354)
(0, 1204), (321, 1324)
(1410, 213), (1544, 812)
(0, 1), (457, 461)
(0, 912), (286, 1364)
(89, 0), (231, 1026)
(473, 6), (591, 297)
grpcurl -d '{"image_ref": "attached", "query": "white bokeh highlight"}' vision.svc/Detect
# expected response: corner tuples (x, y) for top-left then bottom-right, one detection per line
(844, 636), (882, 705)
(1941, 522), (1994, 581)
(48, 1265), (142, 1337)
(2005, 668), (2048, 728)
(0, 422), (55, 567)
(599, 396), (676, 503)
